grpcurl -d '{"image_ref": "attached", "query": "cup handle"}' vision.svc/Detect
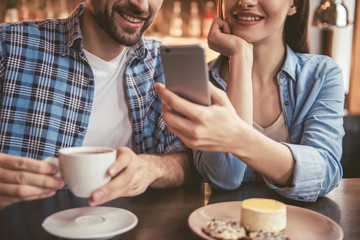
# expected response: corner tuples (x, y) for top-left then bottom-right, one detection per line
(44, 157), (61, 177)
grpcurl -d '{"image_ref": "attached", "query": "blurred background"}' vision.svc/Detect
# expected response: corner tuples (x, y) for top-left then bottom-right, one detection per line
(0, 0), (358, 112)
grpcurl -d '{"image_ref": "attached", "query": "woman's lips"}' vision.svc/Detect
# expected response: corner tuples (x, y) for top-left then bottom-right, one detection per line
(233, 12), (264, 26)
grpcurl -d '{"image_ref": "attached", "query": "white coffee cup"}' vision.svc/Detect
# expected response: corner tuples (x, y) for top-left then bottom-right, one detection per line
(45, 146), (116, 198)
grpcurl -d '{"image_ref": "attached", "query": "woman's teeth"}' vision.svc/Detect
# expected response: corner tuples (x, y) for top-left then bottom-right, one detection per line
(236, 16), (262, 21)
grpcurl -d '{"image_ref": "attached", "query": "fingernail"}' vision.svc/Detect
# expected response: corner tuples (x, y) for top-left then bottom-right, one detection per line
(156, 83), (165, 90)
(49, 166), (58, 174)
(93, 191), (104, 202)
(109, 167), (117, 176)
(56, 180), (64, 188)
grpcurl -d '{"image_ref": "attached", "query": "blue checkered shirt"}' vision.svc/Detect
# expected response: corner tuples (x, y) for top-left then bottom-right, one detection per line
(0, 3), (186, 159)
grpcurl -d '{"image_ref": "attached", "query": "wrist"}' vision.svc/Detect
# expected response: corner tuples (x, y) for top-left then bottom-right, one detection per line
(230, 122), (259, 159)
(143, 155), (163, 185)
(229, 52), (253, 72)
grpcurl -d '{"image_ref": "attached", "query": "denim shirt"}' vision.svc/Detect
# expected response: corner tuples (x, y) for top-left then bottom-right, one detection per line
(194, 45), (345, 202)
(0, 3), (186, 159)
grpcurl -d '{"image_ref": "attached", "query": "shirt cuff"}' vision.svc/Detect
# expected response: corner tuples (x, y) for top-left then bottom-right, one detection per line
(264, 143), (324, 202)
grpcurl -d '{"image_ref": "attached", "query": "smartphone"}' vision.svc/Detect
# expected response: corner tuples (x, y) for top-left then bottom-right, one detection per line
(160, 44), (211, 106)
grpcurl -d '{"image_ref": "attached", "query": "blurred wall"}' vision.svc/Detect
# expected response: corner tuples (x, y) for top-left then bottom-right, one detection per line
(0, 0), (355, 92)
(309, 0), (355, 93)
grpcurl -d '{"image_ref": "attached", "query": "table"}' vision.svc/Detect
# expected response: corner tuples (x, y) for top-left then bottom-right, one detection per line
(0, 178), (359, 240)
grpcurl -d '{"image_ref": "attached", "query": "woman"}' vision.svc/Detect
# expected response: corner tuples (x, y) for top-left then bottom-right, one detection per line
(156, 0), (344, 202)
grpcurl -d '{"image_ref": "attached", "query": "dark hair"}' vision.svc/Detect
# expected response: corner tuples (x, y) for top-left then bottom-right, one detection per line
(216, 0), (310, 53)
(284, 0), (310, 53)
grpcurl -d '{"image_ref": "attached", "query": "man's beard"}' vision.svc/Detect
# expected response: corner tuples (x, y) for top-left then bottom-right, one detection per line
(91, 3), (152, 46)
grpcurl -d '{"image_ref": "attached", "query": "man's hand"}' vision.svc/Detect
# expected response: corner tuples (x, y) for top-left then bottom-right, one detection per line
(89, 147), (157, 206)
(0, 153), (65, 210)
(89, 147), (194, 206)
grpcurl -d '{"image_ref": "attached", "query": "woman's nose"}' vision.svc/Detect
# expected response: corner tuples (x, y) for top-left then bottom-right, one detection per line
(238, 0), (257, 9)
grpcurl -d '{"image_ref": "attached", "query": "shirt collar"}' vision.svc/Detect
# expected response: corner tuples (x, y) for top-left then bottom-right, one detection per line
(281, 45), (298, 83)
(127, 37), (147, 61)
(63, 2), (85, 55)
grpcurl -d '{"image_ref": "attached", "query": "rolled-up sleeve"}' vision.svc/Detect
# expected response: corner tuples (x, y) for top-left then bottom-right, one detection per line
(193, 150), (248, 190)
(265, 59), (344, 202)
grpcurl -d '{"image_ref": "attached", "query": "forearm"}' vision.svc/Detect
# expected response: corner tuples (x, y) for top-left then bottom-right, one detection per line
(227, 53), (253, 124)
(264, 143), (342, 202)
(146, 150), (198, 188)
(232, 128), (295, 186)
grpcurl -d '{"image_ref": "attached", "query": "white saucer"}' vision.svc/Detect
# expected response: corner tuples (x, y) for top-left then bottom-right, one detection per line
(42, 206), (138, 239)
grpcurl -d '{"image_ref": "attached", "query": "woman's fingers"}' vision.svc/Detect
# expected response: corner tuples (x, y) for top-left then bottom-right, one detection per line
(155, 83), (205, 120)
(157, 81), (230, 109)
(208, 82), (230, 106)
(208, 18), (237, 56)
(161, 102), (197, 137)
(213, 17), (231, 34)
(156, 82), (236, 139)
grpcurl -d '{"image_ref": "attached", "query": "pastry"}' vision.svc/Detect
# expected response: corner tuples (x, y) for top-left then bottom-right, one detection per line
(202, 218), (246, 240)
(240, 198), (286, 233)
(248, 230), (289, 240)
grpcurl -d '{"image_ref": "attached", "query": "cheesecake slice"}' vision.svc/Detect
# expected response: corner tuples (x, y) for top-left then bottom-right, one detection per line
(240, 198), (286, 233)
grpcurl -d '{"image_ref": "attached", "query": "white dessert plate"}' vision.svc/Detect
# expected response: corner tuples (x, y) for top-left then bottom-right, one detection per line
(42, 206), (138, 239)
(188, 201), (343, 240)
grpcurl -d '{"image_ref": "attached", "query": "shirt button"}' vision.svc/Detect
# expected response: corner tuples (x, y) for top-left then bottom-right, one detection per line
(279, 74), (284, 79)
(79, 127), (85, 133)
(284, 101), (289, 106)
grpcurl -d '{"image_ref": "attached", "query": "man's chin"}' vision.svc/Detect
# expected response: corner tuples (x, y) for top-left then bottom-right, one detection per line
(118, 34), (142, 46)
(112, 27), (144, 46)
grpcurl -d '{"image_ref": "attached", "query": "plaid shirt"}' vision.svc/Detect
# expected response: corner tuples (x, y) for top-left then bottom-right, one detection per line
(0, 3), (186, 159)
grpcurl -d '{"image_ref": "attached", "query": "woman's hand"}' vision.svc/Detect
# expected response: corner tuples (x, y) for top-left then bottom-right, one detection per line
(155, 82), (252, 153)
(207, 18), (254, 124)
(156, 83), (295, 187)
(0, 154), (64, 210)
(207, 18), (253, 59)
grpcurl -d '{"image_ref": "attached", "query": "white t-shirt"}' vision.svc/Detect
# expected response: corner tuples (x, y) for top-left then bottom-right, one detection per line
(253, 113), (290, 143)
(82, 48), (132, 148)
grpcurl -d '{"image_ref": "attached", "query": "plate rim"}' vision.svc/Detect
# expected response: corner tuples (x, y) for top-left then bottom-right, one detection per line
(188, 200), (343, 240)
(42, 206), (138, 239)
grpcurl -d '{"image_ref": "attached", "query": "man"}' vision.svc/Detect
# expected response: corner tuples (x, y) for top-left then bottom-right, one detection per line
(0, 0), (194, 210)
